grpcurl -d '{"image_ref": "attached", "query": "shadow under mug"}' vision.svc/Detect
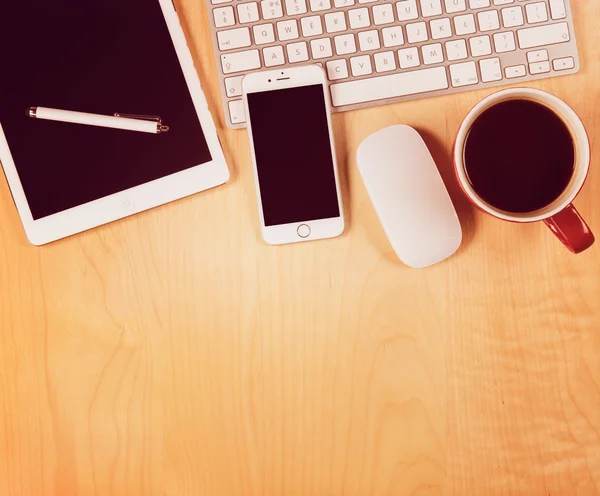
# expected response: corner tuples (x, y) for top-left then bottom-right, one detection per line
(454, 88), (595, 254)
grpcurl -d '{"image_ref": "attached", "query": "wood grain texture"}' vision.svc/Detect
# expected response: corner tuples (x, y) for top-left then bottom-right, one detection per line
(1, 1), (600, 495)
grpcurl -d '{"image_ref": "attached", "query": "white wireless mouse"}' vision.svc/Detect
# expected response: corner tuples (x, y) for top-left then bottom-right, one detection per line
(356, 125), (462, 268)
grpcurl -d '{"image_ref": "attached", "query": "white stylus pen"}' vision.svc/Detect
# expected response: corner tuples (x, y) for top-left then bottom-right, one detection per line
(27, 107), (170, 134)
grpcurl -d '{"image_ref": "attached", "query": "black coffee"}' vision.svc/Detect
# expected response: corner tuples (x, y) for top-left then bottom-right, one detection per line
(464, 99), (575, 213)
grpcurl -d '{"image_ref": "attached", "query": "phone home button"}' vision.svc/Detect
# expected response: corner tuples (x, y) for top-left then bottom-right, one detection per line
(297, 224), (311, 238)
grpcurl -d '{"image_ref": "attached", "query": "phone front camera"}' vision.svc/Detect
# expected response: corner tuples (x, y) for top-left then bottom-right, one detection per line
(268, 79), (271, 82)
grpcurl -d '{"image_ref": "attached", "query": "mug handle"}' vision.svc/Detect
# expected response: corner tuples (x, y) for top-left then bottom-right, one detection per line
(544, 204), (595, 254)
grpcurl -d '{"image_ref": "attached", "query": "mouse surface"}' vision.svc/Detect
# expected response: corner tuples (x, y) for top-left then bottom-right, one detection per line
(357, 125), (462, 268)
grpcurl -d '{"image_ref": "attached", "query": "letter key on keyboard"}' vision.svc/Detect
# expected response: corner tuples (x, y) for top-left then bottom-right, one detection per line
(205, 0), (580, 128)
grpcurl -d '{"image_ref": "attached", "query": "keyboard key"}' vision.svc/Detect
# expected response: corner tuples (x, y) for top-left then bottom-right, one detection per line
(422, 43), (444, 64)
(285, 0), (308, 14)
(287, 41), (309, 61)
(398, 46), (420, 67)
(477, 10), (499, 31)
(217, 27), (252, 50)
(446, 39), (467, 60)
(553, 56), (574, 70)
(479, 57), (502, 81)
(311, 37), (333, 58)
(468, 0), (489, 9)
(349, 8), (370, 28)
(326, 59), (349, 79)
(373, 4), (394, 25)
(406, 21), (428, 42)
(278, 19), (300, 39)
(493, 31), (516, 52)
(301, 15), (323, 36)
(374, 51), (397, 72)
(526, 49), (548, 63)
(253, 23), (276, 44)
(262, 0), (284, 18)
(529, 61), (550, 74)
(334, 33), (357, 54)
(420, 0), (442, 17)
(263, 45), (285, 66)
(330, 66), (448, 106)
(449, 61), (478, 86)
(350, 55), (373, 76)
(213, 6), (235, 27)
(525, 2), (548, 24)
(445, 0), (467, 13)
(430, 18), (452, 39)
(237, 3), (260, 23)
(549, 0), (566, 20)
(396, 0), (419, 21)
(454, 14), (476, 35)
(228, 100), (245, 124)
(358, 30), (381, 50)
(505, 64), (526, 78)
(469, 35), (491, 56)
(211, 0), (579, 130)
(501, 6), (523, 27)
(517, 22), (570, 49)
(221, 49), (261, 73)
(224, 75), (244, 97)
(310, 0), (331, 11)
(382, 26), (405, 46)
(325, 12), (347, 32)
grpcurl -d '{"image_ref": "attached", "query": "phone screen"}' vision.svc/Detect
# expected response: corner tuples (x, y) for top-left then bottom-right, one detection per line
(247, 84), (341, 227)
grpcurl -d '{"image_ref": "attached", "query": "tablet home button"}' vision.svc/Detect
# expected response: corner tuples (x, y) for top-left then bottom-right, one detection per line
(297, 224), (311, 238)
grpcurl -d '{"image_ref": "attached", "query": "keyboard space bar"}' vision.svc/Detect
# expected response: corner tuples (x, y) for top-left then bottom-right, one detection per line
(330, 66), (449, 107)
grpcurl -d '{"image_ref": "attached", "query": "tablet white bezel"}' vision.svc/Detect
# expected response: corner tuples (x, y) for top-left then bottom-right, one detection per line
(0, 0), (229, 245)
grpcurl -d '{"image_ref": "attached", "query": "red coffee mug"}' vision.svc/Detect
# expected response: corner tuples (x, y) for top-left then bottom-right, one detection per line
(454, 88), (594, 254)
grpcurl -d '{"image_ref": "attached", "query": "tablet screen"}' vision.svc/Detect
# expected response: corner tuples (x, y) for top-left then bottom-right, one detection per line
(0, 0), (212, 220)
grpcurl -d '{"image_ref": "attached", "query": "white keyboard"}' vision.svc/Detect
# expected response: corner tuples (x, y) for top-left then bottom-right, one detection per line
(206, 0), (580, 128)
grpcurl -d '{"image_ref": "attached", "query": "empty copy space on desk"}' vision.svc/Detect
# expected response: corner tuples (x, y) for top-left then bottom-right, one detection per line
(0, 0), (212, 220)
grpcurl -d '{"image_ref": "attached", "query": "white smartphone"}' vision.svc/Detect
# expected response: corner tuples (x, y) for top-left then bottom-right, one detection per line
(242, 66), (345, 245)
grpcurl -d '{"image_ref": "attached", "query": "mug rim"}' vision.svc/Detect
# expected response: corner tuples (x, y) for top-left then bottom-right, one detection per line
(454, 88), (591, 223)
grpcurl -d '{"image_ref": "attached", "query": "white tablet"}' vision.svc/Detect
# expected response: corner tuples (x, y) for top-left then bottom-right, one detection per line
(0, 0), (229, 245)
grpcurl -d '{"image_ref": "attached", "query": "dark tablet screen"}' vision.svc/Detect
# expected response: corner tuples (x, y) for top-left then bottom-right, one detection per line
(0, 0), (212, 219)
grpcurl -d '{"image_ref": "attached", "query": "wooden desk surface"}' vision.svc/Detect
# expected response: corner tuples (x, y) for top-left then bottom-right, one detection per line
(1, 2), (599, 495)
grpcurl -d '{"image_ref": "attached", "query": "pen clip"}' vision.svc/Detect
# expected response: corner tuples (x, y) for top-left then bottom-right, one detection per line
(114, 113), (170, 134)
(114, 113), (162, 123)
